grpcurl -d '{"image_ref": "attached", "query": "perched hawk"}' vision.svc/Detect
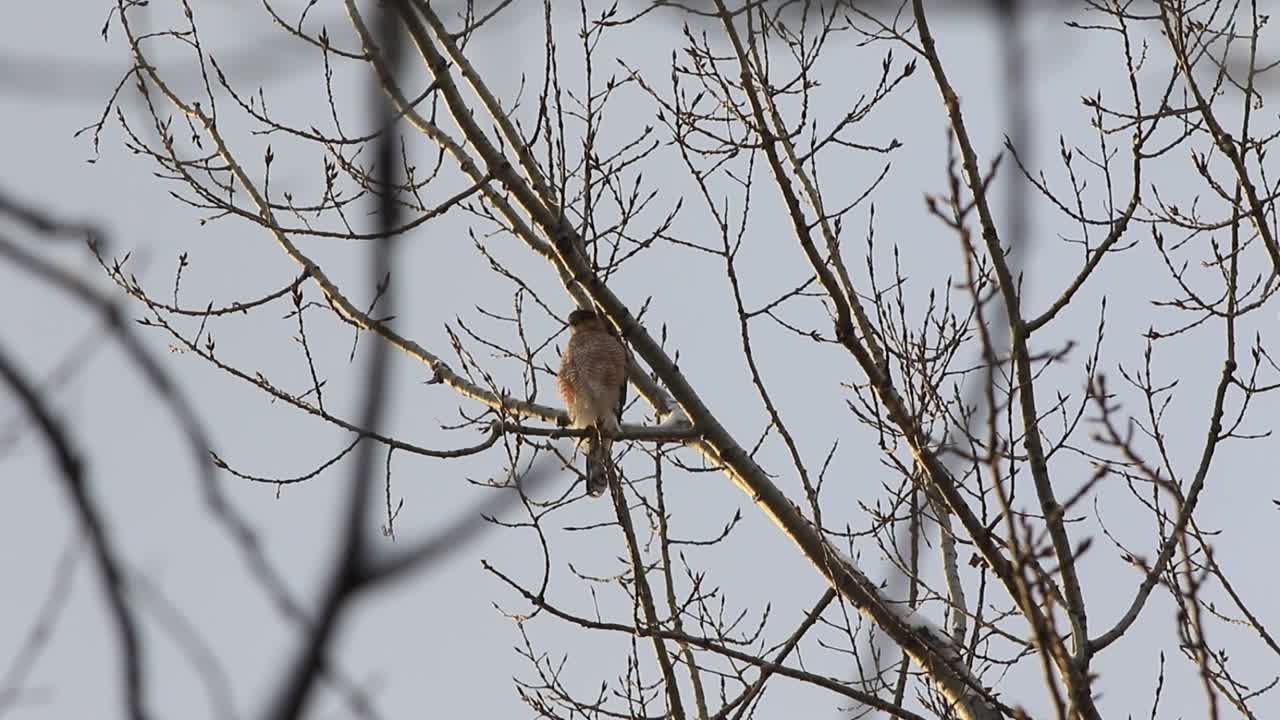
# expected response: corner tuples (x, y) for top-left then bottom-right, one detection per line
(558, 308), (627, 496)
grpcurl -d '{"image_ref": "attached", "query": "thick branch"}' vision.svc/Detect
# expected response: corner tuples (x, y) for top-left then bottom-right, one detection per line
(403, 3), (1002, 717)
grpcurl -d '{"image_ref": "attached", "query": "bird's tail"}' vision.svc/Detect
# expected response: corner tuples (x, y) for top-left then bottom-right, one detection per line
(584, 434), (612, 497)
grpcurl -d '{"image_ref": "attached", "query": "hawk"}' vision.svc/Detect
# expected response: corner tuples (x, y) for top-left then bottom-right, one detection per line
(558, 308), (627, 496)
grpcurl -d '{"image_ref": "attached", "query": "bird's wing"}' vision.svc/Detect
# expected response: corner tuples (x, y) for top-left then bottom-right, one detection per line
(615, 364), (627, 422)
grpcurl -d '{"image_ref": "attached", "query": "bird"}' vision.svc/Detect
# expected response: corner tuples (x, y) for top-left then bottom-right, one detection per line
(557, 308), (627, 496)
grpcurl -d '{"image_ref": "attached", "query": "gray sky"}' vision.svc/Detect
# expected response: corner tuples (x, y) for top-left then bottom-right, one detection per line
(3, 1), (1278, 719)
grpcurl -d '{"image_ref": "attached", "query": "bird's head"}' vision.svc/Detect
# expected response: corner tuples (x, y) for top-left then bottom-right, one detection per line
(567, 308), (603, 331)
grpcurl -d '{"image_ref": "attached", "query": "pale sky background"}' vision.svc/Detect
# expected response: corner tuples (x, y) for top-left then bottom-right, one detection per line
(2, 1), (1278, 719)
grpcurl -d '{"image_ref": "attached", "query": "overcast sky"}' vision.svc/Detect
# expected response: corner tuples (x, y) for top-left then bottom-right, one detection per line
(3, 1), (1278, 719)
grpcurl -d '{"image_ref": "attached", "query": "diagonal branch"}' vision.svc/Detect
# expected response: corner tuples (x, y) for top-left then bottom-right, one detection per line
(401, 2), (1004, 718)
(1160, 1), (1280, 285)
(909, 0), (1093, 693)
(0, 346), (149, 720)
